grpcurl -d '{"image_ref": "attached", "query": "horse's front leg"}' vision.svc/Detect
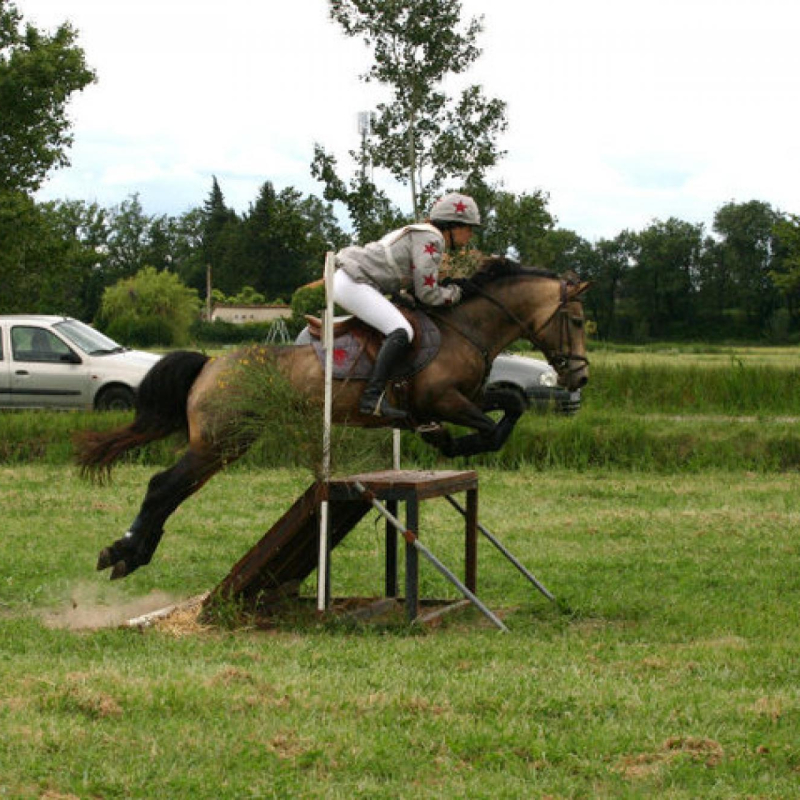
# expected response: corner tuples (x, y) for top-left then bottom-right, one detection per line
(418, 387), (526, 458)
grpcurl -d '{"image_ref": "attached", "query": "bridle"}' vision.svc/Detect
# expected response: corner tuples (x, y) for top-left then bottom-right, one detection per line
(471, 277), (590, 378)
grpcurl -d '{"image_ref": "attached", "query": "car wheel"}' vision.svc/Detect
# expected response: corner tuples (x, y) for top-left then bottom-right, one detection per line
(96, 386), (136, 411)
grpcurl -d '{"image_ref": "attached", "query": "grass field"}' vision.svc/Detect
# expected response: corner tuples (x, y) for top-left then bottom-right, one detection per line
(2, 344), (800, 797)
(2, 462), (800, 798)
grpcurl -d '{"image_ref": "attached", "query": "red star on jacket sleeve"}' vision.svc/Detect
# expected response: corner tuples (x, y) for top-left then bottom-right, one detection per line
(423, 274), (437, 288)
(424, 242), (438, 256)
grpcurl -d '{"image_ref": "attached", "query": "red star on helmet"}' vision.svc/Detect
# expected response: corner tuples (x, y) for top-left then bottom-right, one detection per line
(453, 200), (468, 214)
(423, 274), (437, 288)
(424, 242), (438, 255)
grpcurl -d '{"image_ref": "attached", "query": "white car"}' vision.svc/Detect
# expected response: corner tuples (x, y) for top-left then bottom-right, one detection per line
(0, 315), (160, 410)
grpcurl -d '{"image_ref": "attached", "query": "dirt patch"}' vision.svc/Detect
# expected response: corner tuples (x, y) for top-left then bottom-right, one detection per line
(616, 736), (724, 780)
(130, 593), (212, 636)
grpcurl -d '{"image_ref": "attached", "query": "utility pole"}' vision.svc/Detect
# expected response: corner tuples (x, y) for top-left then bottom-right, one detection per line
(206, 264), (213, 321)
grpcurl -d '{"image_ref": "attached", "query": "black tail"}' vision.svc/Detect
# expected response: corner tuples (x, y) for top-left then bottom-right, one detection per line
(75, 350), (210, 480)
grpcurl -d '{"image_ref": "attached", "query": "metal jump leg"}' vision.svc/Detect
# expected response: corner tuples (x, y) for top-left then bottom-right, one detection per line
(353, 481), (508, 633)
(444, 494), (555, 602)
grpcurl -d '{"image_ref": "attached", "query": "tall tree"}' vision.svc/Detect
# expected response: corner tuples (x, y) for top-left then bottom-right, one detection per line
(0, 1), (95, 193)
(241, 182), (347, 300)
(328, 0), (507, 217)
(199, 177), (242, 297)
(583, 233), (635, 340)
(627, 218), (704, 339)
(0, 194), (105, 318)
(769, 213), (800, 325)
(712, 200), (779, 325)
(479, 189), (555, 263)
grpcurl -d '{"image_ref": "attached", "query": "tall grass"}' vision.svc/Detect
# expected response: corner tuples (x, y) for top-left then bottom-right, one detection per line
(587, 361), (800, 415)
(3, 355), (800, 472)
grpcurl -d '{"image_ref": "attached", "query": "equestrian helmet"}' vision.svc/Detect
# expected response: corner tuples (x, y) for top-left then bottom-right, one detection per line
(429, 193), (481, 227)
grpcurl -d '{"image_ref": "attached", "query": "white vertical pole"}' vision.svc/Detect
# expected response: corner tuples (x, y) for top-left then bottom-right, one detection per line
(392, 428), (401, 471)
(317, 251), (336, 612)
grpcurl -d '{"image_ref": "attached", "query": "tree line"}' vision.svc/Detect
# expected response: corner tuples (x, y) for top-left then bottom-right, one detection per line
(5, 176), (800, 342)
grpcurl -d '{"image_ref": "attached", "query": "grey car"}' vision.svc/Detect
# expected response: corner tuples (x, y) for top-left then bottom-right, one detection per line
(0, 315), (160, 410)
(487, 352), (581, 414)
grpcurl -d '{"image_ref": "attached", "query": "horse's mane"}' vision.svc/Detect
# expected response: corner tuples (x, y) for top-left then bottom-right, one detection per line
(468, 257), (560, 288)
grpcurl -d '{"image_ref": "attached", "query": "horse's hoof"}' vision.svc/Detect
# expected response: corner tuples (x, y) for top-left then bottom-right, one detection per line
(97, 548), (113, 571)
(110, 560), (129, 580)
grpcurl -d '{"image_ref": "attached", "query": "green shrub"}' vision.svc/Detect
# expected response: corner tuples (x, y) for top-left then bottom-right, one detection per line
(105, 314), (173, 348)
(99, 266), (201, 346)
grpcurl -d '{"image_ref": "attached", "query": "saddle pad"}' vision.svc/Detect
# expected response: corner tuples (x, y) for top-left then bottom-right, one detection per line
(310, 310), (441, 381)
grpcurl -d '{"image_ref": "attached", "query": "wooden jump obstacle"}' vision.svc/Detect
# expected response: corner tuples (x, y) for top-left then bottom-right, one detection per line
(204, 468), (554, 631)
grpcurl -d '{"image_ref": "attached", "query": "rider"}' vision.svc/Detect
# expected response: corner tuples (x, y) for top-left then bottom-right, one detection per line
(333, 192), (482, 421)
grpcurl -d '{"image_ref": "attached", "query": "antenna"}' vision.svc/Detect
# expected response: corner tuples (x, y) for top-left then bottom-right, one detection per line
(357, 111), (373, 136)
(357, 111), (375, 182)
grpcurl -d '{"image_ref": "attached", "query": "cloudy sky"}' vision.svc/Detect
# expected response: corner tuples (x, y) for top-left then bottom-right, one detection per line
(21, 0), (800, 241)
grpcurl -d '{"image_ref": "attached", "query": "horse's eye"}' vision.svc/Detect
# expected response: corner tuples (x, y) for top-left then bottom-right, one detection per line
(571, 317), (584, 328)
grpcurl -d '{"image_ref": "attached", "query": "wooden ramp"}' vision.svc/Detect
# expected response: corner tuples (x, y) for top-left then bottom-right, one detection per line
(206, 481), (371, 607)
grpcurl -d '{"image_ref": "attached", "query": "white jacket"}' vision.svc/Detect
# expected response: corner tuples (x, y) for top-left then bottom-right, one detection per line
(336, 224), (462, 307)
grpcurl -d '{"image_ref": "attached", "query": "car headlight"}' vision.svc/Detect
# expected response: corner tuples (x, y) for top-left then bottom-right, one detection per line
(539, 371), (558, 388)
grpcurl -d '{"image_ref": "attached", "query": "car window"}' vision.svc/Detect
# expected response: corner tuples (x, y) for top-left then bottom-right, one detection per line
(11, 326), (75, 363)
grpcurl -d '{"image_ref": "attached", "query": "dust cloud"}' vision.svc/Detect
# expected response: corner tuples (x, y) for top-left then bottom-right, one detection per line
(40, 583), (188, 631)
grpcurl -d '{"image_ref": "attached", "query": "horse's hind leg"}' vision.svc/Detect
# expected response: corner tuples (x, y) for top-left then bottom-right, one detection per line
(97, 446), (222, 580)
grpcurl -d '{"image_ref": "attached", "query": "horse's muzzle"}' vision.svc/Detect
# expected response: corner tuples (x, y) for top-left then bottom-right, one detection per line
(557, 358), (589, 392)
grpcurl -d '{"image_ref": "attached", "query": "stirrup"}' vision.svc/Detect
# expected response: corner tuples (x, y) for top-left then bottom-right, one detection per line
(360, 390), (407, 421)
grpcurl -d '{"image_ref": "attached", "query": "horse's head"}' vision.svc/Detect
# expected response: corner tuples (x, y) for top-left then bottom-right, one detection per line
(472, 259), (590, 391)
(538, 273), (590, 392)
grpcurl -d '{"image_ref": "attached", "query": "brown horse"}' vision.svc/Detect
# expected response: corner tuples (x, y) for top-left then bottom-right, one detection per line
(76, 259), (589, 580)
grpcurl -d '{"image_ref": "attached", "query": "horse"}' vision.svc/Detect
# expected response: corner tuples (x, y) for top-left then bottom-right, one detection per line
(76, 258), (589, 580)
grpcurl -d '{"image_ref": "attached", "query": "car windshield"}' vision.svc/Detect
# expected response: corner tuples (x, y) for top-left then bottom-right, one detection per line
(54, 319), (126, 356)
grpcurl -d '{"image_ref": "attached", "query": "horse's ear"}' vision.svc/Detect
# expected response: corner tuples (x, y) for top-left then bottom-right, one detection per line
(568, 280), (592, 298)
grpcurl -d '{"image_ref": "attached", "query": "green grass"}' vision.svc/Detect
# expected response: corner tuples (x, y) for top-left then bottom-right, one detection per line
(2, 466), (800, 797)
(2, 345), (800, 795)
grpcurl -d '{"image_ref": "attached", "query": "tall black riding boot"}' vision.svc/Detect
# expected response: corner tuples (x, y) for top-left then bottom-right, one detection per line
(359, 328), (411, 421)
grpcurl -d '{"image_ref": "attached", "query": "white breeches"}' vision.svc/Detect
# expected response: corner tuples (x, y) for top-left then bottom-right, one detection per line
(332, 270), (414, 341)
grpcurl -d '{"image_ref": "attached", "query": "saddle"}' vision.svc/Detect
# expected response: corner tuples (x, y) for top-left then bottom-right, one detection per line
(304, 309), (441, 381)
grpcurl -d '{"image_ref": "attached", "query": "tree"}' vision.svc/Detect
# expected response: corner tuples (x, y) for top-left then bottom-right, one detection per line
(36, 198), (109, 320)
(627, 218), (705, 339)
(582, 233), (635, 340)
(0, 192), (105, 318)
(479, 189), (555, 262)
(0, 1), (95, 193)
(99, 266), (201, 346)
(769, 214), (800, 325)
(199, 177), (243, 297)
(328, 0), (507, 216)
(712, 200), (779, 326)
(311, 143), (408, 243)
(240, 182), (347, 300)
